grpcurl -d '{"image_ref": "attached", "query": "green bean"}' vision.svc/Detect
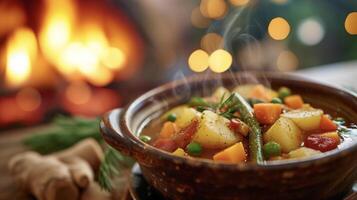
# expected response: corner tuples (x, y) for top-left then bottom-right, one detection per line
(221, 93), (264, 163)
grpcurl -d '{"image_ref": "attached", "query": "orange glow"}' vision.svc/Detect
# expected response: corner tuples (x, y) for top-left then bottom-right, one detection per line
(209, 49), (232, 73)
(39, 0), (74, 61)
(101, 47), (126, 70)
(268, 17), (290, 40)
(201, 33), (223, 53)
(37, 0), (137, 86)
(16, 88), (42, 112)
(345, 12), (357, 35)
(188, 49), (209, 72)
(5, 27), (37, 88)
(200, 0), (227, 19)
(65, 81), (92, 105)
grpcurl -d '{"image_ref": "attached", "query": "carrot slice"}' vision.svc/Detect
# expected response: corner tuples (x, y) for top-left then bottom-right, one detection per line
(320, 131), (340, 144)
(253, 103), (282, 124)
(248, 85), (272, 101)
(320, 115), (337, 131)
(159, 122), (178, 138)
(213, 142), (247, 164)
(284, 95), (304, 109)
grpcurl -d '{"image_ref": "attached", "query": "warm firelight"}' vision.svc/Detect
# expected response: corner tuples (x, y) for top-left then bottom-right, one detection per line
(5, 27), (37, 88)
(37, 0), (138, 86)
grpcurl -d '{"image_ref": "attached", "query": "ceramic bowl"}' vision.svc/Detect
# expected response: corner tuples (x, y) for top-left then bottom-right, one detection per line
(100, 72), (357, 200)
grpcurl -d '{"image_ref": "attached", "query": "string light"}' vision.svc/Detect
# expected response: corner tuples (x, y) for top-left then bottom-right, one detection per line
(208, 49), (232, 73)
(298, 18), (324, 46)
(345, 12), (357, 35)
(268, 17), (290, 40)
(188, 49), (209, 72)
(200, 0), (227, 19)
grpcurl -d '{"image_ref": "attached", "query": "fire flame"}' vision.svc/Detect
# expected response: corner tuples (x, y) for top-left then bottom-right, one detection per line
(5, 27), (37, 88)
(38, 0), (130, 86)
(3, 0), (142, 89)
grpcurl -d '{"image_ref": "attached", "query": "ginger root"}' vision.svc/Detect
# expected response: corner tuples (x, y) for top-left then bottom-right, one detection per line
(8, 138), (108, 200)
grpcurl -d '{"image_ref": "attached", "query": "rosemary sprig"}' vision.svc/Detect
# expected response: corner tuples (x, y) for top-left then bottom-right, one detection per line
(98, 147), (134, 191)
(24, 115), (102, 154)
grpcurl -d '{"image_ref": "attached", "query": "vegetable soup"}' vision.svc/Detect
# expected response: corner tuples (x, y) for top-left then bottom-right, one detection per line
(140, 84), (357, 164)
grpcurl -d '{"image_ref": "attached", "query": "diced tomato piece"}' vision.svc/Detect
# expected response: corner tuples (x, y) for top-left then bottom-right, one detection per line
(173, 120), (199, 148)
(304, 134), (339, 152)
(320, 115), (337, 132)
(152, 139), (177, 152)
(228, 119), (241, 131)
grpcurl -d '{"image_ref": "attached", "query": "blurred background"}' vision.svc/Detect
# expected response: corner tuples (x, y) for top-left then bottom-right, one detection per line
(0, 0), (356, 129)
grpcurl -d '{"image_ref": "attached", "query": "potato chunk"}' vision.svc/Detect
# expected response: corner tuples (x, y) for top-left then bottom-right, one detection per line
(264, 117), (302, 153)
(282, 108), (323, 131)
(288, 147), (321, 159)
(193, 111), (241, 149)
(162, 106), (201, 128)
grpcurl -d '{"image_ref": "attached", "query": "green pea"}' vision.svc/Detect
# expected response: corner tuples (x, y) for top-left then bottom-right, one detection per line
(139, 135), (151, 143)
(186, 142), (202, 156)
(263, 141), (281, 159)
(167, 113), (177, 122)
(278, 87), (291, 100)
(271, 97), (282, 104)
(249, 98), (264, 106)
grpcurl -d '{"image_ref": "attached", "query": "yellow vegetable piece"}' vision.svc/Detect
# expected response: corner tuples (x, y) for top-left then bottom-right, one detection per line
(281, 108), (323, 131)
(288, 147), (321, 159)
(172, 148), (187, 157)
(193, 111), (241, 149)
(213, 142), (246, 164)
(264, 117), (302, 153)
(161, 106), (201, 128)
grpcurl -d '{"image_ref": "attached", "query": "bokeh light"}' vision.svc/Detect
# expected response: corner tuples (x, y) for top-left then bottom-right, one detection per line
(188, 49), (209, 72)
(101, 47), (126, 70)
(298, 18), (324, 46)
(200, 33), (223, 53)
(345, 12), (357, 35)
(65, 81), (92, 105)
(191, 7), (211, 28)
(200, 0), (227, 19)
(208, 49), (232, 73)
(276, 50), (299, 71)
(16, 88), (42, 112)
(229, 0), (250, 6)
(268, 17), (290, 40)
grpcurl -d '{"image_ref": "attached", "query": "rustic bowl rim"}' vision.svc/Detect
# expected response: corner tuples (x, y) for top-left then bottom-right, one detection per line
(115, 72), (357, 171)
